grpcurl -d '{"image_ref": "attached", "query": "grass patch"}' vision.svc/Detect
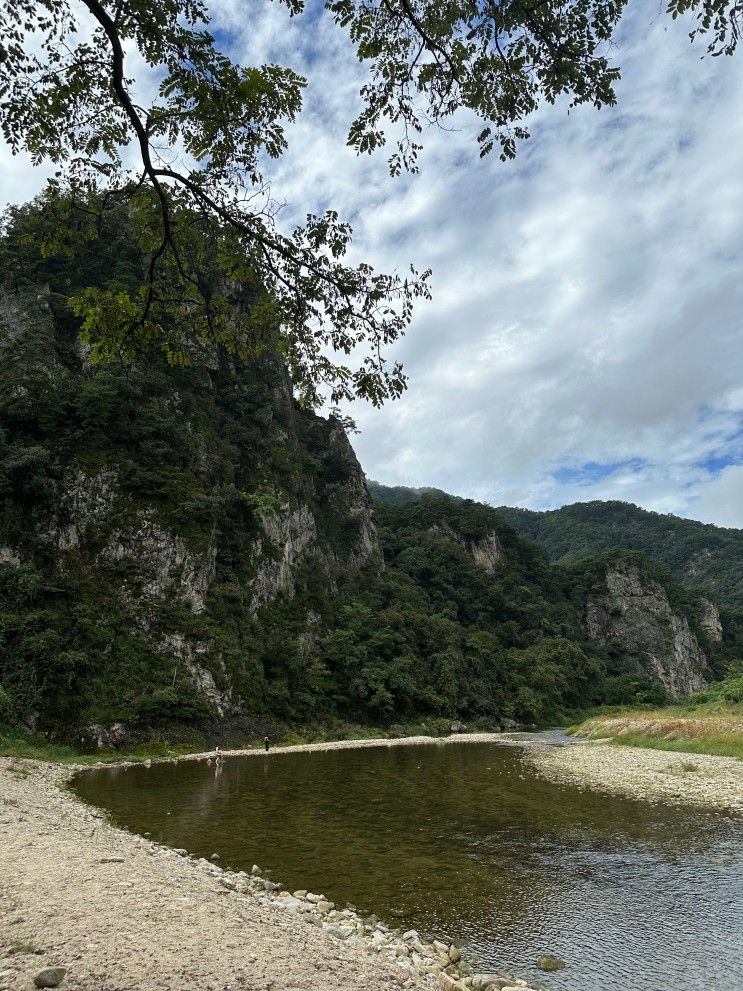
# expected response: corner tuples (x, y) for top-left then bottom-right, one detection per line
(8, 941), (41, 955)
(568, 682), (743, 760)
(558, 703), (654, 729)
(0, 727), (83, 762)
(611, 733), (743, 760)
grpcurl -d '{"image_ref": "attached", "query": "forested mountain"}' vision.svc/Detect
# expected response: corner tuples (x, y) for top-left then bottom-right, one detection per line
(495, 501), (743, 608)
(367, 481), (454, 505)
(333, 496), (738, 718)
(1, 205), (740, 747)
(370, 484), (743, 610)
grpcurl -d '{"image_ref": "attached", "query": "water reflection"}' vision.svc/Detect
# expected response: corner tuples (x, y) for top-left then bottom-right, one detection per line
(74, 741), (743, 991)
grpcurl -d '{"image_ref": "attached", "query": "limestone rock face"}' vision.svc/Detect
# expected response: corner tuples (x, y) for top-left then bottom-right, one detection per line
(469, 532), (506, 575)
(39, 465), (218, 614)
(684, 547), (712, 578)
(698, 597), (723, 643)
(159, 633), (232, 717)
(46, 467), (119, 551)
(250, 503), (319, 613)
(585, 561), (708, 698)
(100, 516), (217, 615)
(247, 419), (380, 614)
(428, 523), (506, 575)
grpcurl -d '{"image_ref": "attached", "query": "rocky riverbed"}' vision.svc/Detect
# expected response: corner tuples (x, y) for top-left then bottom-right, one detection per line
(527, 740), (743, 814)
(0, 735), (540, 991)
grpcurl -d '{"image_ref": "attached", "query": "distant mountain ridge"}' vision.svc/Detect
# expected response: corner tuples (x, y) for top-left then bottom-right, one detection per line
(495, 501), (743, 608)
(369, 485), (743, 608)
(366, 481), (455, 505)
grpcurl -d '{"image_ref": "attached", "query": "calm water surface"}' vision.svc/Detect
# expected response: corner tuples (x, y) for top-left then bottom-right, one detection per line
(74, 739), (743, 991)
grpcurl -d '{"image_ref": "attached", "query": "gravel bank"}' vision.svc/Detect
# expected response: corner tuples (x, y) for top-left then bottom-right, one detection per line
(0, 735), (537, 991)
(93, 732), (508, 770)
(526, 740), (743, 814)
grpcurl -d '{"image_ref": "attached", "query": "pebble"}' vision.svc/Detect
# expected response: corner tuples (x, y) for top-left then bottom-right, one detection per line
(33, 967), (67, 988)
(438, 974), (466, 991)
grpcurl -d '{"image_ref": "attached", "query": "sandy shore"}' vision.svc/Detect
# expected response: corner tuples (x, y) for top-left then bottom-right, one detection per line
(527, 740), (743, 814)
(0, 734), (534, 991)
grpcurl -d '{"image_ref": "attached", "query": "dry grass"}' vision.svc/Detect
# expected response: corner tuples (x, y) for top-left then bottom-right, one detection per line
(571, 708), (743, 759)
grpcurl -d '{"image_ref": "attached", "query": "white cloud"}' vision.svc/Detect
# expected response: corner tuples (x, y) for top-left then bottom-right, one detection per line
(689, 465), (743, 529)
(1, 3), (741, 528)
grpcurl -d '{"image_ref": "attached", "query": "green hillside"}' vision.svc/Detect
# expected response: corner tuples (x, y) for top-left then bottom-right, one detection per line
(495, 501), (743, 607)
(370, 484), (743, 610)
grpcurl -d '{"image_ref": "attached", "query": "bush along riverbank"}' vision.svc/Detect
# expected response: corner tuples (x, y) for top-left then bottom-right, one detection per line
(0, 752), (542, 991)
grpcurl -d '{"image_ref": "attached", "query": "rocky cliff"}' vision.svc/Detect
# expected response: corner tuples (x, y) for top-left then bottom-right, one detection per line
(585, 560), (709, 699)
(0, 285), (380, 741)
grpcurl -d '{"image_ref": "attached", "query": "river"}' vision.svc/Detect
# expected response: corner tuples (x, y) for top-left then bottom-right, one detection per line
(73, 736), (743, 991)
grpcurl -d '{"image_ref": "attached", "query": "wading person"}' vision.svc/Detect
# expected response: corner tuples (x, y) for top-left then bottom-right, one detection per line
(264, 736), (270, 753)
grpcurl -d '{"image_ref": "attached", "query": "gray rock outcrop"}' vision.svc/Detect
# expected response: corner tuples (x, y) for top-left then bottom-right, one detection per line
(80, 723), (131, 750)
(469, 532), (506, 574)
(100, 516), (217, 615)
(159, 634), (232, 718)
(585, 561), (708, 698)
(427, 522), (506, 575)
(698, 597), (723, 643)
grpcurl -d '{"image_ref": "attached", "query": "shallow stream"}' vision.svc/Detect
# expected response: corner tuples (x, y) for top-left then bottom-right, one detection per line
(73, 736), (743, 991)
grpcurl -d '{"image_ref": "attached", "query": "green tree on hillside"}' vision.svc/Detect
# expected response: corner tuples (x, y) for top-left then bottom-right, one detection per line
(1, 1), (740, 404)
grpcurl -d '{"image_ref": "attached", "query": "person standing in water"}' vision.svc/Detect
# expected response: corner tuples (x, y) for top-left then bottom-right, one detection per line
(264, 736), (270, 752)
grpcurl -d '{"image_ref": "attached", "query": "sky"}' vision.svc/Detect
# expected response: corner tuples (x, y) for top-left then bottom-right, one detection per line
(2, 2), (742, 528)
